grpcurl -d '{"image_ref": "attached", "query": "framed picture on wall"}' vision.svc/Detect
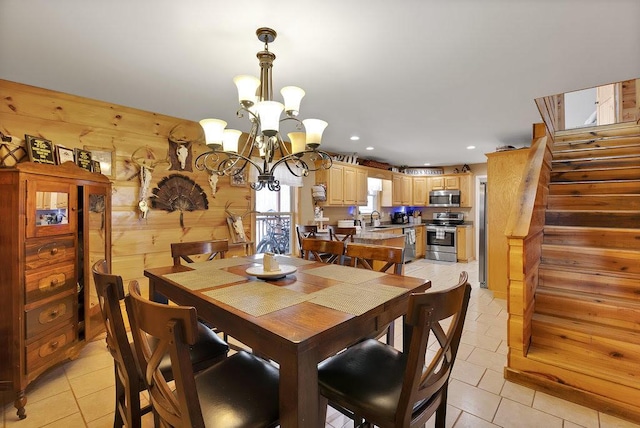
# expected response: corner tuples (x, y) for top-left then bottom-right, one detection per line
(56, 146), (75, 164)
(84, 145), (115, 178)
(25, 135), (55, 165)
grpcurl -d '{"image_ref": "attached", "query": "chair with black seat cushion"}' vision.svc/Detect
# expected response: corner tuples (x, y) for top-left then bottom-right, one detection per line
(125, 281), (280, 428)
(329, 226), (357, 243)
(295, 225), (318, 258)
(91, 260), (229, 428)
(171, 239), (242, 348)
(345, 242), (404, 275)
(301, 237), (345, 264)
(171, 239), (228, 266)
(318, 271), (471, 428)
(344, 242), (406, 346)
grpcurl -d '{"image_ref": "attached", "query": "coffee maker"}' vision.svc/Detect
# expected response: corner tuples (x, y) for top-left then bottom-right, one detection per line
(392, 212), (408, 224)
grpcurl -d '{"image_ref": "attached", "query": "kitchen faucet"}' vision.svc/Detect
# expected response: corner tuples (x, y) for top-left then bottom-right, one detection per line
(370, 211), (381, 226)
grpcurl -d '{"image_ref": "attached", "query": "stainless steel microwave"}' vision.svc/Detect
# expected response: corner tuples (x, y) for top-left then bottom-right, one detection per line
(429, 190), (461, 207)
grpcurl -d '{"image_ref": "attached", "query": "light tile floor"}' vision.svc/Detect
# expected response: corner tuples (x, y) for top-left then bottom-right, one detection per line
(2, 259), (639, 428)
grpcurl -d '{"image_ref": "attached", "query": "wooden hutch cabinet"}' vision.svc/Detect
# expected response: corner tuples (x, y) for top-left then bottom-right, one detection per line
(0, 162), (111, 419)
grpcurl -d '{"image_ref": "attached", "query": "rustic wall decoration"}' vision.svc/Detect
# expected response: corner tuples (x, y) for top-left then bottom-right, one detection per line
(84, 146), (115, 177)
(0, 132), (27, 167)
(151, 173), (209, 228)
(25, 135), (55, 164)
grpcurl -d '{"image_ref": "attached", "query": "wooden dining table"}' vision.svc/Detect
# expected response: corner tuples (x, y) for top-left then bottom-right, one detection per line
(145, 254), (430, 428)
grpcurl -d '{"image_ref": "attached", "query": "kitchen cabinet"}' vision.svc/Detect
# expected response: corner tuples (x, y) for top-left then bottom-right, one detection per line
(412, 177), (427, 206)
(414, 225), (425, 258)
(316, 162), (367, 206)
(380, 179), (393, 207)
(456, 225), (474, 262)
(392, 173), (412, 206)
(458, 173), (473, 207)
(0, 162), (112, 419)
(430, 175), (460, 190)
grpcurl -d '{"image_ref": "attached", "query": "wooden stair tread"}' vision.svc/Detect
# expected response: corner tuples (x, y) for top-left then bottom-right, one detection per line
(550, 166), (640, 183)
(526, 343), (640, 391)
(532, 313), (640, 350)
(536, 285), (640, 309)
(538, 263), (640, 298)
(542, 225), (640, 251)
(547, 194), (640, 211)
(541, 243), (640, 275)
(548, 180), (640, 195)
(552, 157), (640, 169)
(545, 210), (640, 228)
(535, 285), (640, 330)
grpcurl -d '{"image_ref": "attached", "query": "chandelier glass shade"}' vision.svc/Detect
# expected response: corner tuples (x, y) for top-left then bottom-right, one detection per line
(195, 27), (332, 191)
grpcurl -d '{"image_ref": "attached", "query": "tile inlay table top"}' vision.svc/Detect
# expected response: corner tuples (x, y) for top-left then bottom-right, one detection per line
(145, 254), (430, 428)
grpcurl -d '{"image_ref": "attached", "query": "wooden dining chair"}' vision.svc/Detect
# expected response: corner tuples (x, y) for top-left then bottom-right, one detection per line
(91, 260), (229, 428)
(329, 226), (357, 243)
(301, 237), (345, 264)
(295, 224), (318, 258)
(345, 243), (406, 346)
(345, 242), (405, 275)
(171, 239), (240, 346)
(171, 239), (228, 266)
(125, 281), (280, 428)
(318, 272), (472, 428)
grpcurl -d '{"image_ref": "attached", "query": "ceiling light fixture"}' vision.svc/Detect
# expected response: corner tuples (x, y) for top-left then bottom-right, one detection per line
(466, 145), (476, 150)
(195, 27), (332, 191)
(350, 136), (360, 141)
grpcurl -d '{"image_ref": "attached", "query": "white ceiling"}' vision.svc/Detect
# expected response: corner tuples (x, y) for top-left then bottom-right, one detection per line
(1, 0), (639, 167)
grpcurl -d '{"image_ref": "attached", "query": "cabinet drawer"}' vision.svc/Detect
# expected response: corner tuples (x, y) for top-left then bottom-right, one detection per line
(26, 325), (76, 373)
(25, 295), (76, 340)
(24, 262), (76, 304)
(25, 236), (75, 270)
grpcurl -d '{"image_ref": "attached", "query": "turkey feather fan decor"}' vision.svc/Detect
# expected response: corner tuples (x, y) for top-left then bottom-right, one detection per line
(151, 174), (209, 227)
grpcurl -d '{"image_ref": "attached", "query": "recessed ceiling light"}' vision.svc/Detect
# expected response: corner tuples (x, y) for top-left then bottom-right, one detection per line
(423, 163), (431, 166)
(350, 136), (360, 141)
(365, 146), (374, 150)
(467, 145), (476, 150)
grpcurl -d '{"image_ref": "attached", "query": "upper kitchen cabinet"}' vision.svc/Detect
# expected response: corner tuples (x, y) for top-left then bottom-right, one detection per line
(430, 175), (460, 190)
(392, 173), (413, 206)
(316, 162), (367, 206)
(412, 176), (428, 206)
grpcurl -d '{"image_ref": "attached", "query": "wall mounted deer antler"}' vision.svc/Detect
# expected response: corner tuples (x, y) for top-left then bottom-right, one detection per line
(130, 146), (170, 219)
(167, 122), (204, 172)
(225, 202), (257, 243)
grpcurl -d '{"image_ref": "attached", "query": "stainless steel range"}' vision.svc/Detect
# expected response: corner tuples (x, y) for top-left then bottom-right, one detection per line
(426, 212), (464, 262)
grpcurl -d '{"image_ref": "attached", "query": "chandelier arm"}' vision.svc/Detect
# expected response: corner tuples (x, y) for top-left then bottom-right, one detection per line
(195, 150), (265, 177)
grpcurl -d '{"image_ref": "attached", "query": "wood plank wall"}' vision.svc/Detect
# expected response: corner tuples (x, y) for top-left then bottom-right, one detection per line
(0, 79), (252, 293)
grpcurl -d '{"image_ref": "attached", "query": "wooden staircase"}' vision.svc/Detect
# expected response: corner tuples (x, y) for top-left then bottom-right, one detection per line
(525, 128), (640, 419)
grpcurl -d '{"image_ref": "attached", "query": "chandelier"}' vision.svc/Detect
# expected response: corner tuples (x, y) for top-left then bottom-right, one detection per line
(195, 27), (333, 191)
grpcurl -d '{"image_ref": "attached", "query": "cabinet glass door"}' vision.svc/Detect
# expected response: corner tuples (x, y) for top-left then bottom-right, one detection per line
(82, 185), (111, 340)
(27, 181), (77, 238)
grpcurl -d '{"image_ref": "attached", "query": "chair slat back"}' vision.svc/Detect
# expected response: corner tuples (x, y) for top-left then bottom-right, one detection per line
(345, 243), (405, 274)
(301, 238), (344, 264)
(91, 260), (143, 427)
(397, 271), (472, 427)
(296, 225), (318, 258)
(125, 282), (205, 428)
(171, 239), (228, 266)
(329, 226), (357, 243)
